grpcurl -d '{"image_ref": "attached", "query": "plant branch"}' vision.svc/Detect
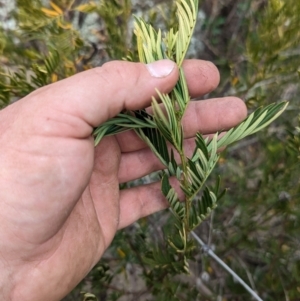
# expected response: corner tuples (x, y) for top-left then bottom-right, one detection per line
(191, 231), (264, 301)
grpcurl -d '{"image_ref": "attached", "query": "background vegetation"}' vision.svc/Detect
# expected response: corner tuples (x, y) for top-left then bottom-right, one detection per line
(0, 0), (299, 300)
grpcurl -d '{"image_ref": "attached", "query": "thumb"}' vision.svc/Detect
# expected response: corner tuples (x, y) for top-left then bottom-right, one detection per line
(26, 60), (178, 128)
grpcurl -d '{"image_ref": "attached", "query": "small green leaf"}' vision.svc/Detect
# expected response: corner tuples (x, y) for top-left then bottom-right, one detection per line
(214, 102), (288, 150)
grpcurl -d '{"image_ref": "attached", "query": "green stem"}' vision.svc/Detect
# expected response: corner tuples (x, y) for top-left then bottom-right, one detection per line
(178, 149), (191, 246)
(170, 73), (192, 250)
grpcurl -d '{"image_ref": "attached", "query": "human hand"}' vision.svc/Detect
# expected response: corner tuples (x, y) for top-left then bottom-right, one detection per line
(0, 59), (247, 300)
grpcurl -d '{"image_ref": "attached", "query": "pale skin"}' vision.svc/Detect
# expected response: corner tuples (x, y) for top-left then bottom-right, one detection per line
(0, 59), (247, 300)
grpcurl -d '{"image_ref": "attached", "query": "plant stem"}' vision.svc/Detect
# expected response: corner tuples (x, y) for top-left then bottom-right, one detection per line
(178, 144), (193, 247)
(171, 71), (192, 246)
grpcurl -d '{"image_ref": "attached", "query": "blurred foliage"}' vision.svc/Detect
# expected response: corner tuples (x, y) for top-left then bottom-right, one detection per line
(0, 0), (300, 300)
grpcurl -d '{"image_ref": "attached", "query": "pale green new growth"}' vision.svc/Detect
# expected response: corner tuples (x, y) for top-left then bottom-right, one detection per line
(175, 0), (198, 66)
(93, 0), (287, 263)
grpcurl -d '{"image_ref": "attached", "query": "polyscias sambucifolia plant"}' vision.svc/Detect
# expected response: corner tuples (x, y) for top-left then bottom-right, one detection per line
(93, 0), (288, 271)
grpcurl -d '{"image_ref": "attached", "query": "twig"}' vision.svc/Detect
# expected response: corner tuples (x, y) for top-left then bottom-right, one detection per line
(191, 231), (264, 301)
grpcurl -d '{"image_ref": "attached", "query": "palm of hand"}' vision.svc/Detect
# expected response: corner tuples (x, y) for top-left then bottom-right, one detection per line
(0, 105), (116, 297)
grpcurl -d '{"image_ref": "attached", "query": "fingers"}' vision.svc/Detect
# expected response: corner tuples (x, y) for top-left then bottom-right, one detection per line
(118, 137), (195, 183)
(182, 59), (220, 97)
(117, 178), (184, 230)
(118, 182), (167, 230)
(118, 130), (231, 183)
(117, 96), (247, 152)
(14, 59), (221, 142)
(24, 60), (179, 131)
(19, 59), (220, 137)
(183, 96), (247, 135)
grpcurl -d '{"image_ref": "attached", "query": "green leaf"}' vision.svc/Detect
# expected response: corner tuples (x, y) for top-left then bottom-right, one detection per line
(134, 17), (165, 63)
(93, 111), (156, 146)
(212, 102), (288, 151)
(189, 187), (217, 229)
(192, 133), (209, 160)
(164, 28), (178, 59)
(152, 92), (183, 150)
(161, 174), (185, 221)
(175, 0), (199, 66)
(183, 134), (219, 199)
(171, 67), (190, 117)
(136, 124), (170, 167)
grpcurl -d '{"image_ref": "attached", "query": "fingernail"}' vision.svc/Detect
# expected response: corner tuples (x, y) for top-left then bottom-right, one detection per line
(146, 60), (176, 78)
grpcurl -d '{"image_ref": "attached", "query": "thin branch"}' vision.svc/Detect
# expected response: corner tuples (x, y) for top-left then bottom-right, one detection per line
(191, 231), (264, 301)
